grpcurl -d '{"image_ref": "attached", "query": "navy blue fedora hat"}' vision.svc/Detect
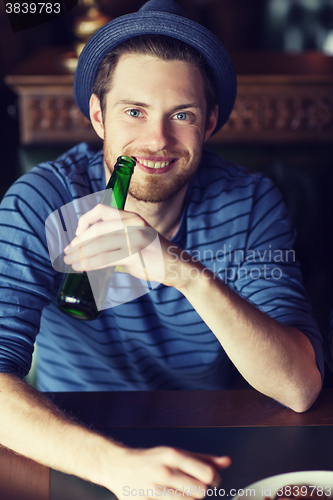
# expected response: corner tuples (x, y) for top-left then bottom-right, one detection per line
(74, 0), (237, 133)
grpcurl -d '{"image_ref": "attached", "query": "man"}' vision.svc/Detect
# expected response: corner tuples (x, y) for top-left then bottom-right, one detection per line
(0, 0), (324, 496)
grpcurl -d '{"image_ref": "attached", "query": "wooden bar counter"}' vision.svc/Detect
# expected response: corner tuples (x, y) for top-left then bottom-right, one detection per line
(1, 389), (333, 499)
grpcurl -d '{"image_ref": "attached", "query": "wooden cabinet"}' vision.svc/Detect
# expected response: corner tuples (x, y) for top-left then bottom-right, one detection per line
(217, 51), (333, 144)
(5, 48), (333, 145)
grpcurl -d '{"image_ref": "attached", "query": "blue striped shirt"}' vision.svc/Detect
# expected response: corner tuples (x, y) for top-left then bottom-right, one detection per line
(0, 143), (324, 391)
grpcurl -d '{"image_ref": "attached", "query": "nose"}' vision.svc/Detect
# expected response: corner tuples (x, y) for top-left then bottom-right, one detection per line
(142, 117), (173, 152)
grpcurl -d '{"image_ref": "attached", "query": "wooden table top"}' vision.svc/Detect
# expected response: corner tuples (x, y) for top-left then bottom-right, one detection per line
(1, 389), (333, 500)
(49, 387), (333, 428)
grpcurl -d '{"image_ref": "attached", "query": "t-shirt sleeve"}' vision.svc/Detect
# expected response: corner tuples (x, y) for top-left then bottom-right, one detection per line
(0, 166), (69, 378)
(233, 174), (324, 381)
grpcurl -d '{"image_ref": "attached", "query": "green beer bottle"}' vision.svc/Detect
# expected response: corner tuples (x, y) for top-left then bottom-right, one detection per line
(57, 155), (136, 320)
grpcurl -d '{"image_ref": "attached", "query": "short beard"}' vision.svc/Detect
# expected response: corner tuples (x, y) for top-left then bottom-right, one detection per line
(103, 144), (202, 204)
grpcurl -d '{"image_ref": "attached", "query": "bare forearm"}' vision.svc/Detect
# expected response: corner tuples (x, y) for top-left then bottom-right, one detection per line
(180, 262), (322, 412)
(0, 373), (119, 489)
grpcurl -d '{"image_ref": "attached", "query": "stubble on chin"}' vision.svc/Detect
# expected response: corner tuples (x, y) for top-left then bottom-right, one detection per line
(103, 143), (202, 204)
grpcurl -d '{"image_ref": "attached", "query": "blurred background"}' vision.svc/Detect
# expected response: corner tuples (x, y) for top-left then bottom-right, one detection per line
(1, 0), (333, 382)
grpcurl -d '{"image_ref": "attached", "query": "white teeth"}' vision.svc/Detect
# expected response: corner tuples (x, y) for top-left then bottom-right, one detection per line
(141, 160), (171, 169)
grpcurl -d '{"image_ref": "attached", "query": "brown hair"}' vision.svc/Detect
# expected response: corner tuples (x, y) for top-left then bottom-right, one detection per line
(91, 34), (217, 127)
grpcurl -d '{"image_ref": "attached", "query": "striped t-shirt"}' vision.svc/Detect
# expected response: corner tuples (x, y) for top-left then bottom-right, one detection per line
(0, 143), (324, 391)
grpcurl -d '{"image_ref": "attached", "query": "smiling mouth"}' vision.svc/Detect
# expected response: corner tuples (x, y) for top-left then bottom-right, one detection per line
(138, 159), (176, 169)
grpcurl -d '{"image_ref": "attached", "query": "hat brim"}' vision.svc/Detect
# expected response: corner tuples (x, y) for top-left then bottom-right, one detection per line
(74, 11), (237, 134)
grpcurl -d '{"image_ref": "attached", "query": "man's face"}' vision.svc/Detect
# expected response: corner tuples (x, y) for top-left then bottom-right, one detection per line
(93, 53), (216, 203)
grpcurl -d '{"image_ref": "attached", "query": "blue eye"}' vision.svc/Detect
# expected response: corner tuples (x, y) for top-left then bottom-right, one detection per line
(127, 109), (142, 117)
(174, 112), (188, 120)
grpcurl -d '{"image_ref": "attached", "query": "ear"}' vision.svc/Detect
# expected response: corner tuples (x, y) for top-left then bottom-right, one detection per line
(204, 105), (219, 142)
(89, 94), (105, 140)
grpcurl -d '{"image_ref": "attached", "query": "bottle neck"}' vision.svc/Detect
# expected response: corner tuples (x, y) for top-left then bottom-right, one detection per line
(101, 156), (135, 209)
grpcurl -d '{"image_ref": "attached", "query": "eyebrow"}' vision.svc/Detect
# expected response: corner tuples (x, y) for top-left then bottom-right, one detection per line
(115, 100), (202, 112)
(115, 100), (151, 108)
